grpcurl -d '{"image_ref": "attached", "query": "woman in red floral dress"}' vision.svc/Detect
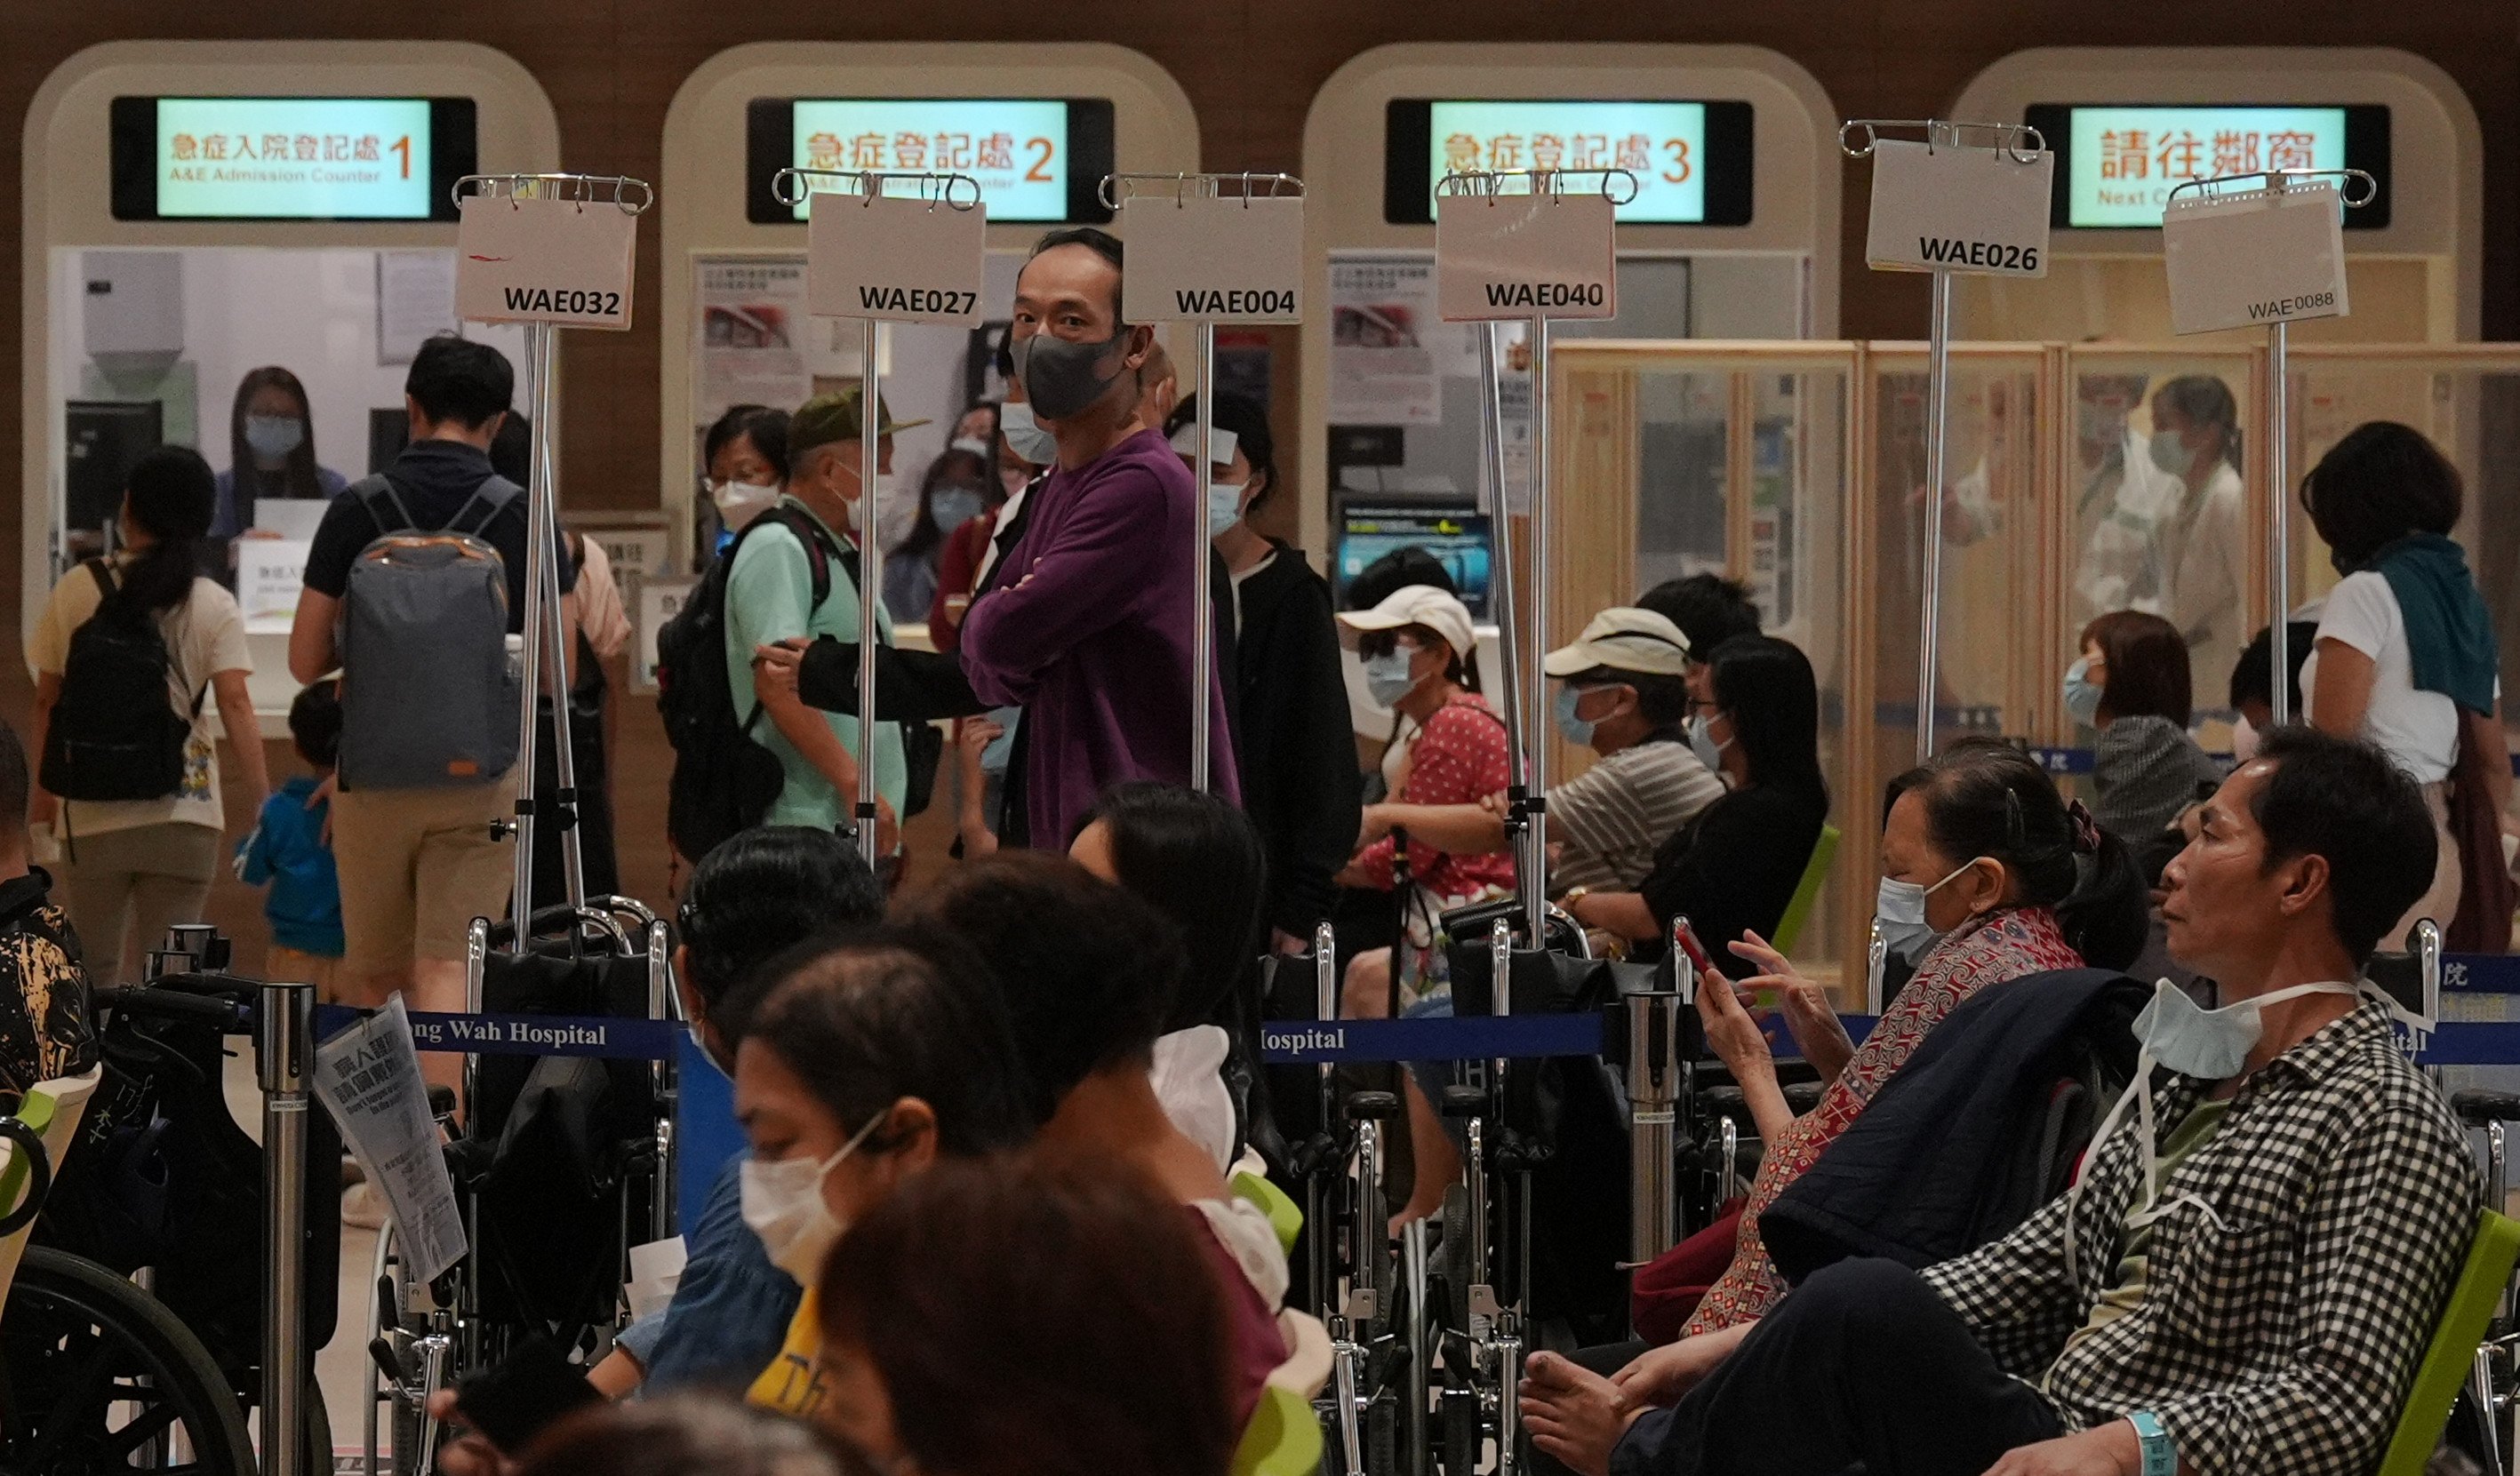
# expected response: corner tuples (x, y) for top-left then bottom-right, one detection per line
(1676, 742), (2150, 1338)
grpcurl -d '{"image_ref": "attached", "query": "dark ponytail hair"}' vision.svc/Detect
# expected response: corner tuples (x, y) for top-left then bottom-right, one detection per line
(1073, 782), (1267, 1032)
(1891, 738), (2149, 970)
(2155, 374), (2241, 475)
(118, 446), (217, 613)
(1708, 634), (1828, 809)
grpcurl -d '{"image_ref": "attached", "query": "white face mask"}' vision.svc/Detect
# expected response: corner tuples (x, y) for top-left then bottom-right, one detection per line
(712, 479), (780, 531)
(2063, 978), (2366, 1283)
(740, 1110), (888, 1284)
(998, 401), (1058, 466)
(1873, 860), (1978, 965)
(2229, 714), (2260, 762)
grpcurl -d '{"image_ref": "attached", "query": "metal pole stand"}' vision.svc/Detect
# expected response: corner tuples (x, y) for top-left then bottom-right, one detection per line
(1624, 990), (1684, 1273)
(2160, 164), (2372, 728)
(258, 979), (316, 1476)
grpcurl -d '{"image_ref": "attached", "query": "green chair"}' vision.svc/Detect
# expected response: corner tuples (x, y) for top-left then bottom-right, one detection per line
(1231, 1168), (1303, 1258)
(1769, 824), (1841, 957)
(0, 1069), (101, 1310)
(1232, 1381), (1325, 1476)
(2375, 1206), (2520, 1476)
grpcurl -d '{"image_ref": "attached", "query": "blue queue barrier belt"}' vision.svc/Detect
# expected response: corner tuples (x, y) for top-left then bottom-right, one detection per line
(315, 967), (2520, 1068)
(313, 1006), (682, 1059)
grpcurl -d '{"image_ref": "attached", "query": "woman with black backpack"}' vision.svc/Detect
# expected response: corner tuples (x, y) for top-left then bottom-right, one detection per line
(27, 445), (268, 983)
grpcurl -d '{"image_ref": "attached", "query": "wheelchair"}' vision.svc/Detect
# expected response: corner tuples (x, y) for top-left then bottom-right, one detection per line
(366, 894), (678, 1476)
(5, 927), (337, 1475)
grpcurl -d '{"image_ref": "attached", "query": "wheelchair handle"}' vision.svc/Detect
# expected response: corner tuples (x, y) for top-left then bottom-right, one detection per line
(97, 984), (255, 1034)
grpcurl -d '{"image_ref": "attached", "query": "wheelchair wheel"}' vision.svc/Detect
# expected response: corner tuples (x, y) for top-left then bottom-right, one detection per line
(0, 1245), (258, 1475)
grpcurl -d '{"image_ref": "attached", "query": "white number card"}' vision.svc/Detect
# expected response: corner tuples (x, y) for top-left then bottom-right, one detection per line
(455, 194), (637, 330)
(1863, 138), (2053, 278)
(1435, 191), (1616, 323)
(2162, 182), (2349, 336)
(1121, 195), (1304, 323)
(806, 190), (987, 326)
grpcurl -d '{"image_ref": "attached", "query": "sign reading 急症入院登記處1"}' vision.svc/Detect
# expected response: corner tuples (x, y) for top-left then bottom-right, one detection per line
(2162, 182), (2349, 337)
(804, 189), (987, 326)
(153, 97), (432, 219)
(455, 193), (638, 331)
(1121, 195), (1303, 324)
(1863, 138), (2052, 278)
(1435, 190), (1616, 323)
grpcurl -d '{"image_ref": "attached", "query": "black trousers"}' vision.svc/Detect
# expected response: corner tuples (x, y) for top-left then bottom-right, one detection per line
(1612, 1259), (2063, 1476)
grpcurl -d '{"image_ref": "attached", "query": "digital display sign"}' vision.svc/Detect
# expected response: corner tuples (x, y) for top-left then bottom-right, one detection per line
(110, 97), (474, 222)
(746, 99), (1116, 226)
(2028, 104), (2390, 230)
(1385, 100), (1754, 227)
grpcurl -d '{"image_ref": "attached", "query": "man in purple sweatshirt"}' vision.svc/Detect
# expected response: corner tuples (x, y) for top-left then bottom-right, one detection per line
(959, 227), (1240, 847)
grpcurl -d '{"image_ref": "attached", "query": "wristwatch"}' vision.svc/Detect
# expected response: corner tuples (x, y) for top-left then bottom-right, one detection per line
(2126, 1411), (2174, 1476)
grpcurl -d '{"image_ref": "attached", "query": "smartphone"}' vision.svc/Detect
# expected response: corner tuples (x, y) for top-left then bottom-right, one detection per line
(452, 1337), (602, 1454)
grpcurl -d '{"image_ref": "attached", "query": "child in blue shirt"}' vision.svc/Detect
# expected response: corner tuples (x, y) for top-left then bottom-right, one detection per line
(236, 680), (344, 998)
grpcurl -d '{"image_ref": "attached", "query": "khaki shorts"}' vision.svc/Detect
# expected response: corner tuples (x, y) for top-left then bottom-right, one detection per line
(332, 776), (513, 977)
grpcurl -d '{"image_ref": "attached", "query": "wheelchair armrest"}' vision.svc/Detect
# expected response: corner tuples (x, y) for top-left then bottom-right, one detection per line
(2452, 1090), (2520, 1128)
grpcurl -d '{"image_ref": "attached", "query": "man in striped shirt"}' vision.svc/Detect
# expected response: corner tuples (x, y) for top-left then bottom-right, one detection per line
(1358, 606), (1726, 903)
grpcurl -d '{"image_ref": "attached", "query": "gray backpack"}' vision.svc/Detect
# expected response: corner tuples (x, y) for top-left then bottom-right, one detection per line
(335, 474), (524, 790)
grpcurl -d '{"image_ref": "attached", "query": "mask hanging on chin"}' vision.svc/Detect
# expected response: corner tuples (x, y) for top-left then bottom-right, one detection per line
(1013, 330), (1131, 421)
(2061, 977), (2371, 1281)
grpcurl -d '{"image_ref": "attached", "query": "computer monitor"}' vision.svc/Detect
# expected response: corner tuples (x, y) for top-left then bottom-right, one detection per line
(1334, 503), (1492, 620)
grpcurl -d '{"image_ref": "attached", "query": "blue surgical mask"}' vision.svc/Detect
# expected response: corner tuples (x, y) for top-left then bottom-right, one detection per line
(998, 401), (1058, 466)
(1873, 860), (1976, 965)
(1364, 648), (1419, 708)
(930, 486), (986, 533)
(244, 413), (305, 461)
(1687, 713), (1727, 771)
(1207, 481), (1244, 539)
(2148, 429), (2195, 479)
(2063, 976), (2366, 1283)
(1554, 686), (1598, 747)
(980, 706), (1020, 773)
(2063, 655), (2104, 728)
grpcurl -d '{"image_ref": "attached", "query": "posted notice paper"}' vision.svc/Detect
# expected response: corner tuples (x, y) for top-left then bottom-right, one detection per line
(316, 994), (466, 1281)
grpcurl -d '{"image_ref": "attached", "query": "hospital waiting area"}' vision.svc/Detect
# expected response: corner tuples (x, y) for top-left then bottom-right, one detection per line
(4, 7), (2520, 1476)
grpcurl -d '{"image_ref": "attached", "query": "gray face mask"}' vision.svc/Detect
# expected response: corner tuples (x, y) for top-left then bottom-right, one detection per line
(1012, 330), (1131, 421)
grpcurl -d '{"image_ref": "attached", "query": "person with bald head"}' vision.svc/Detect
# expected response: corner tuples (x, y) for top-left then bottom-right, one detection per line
(957, 228), (1239, 848)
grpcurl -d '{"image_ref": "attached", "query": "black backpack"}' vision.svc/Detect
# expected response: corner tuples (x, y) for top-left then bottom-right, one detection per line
(39, 562), (200, 804)
(655, 507), (836, 860)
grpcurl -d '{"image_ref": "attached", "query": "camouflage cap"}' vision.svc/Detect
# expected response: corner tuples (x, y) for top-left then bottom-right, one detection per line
(788, 382), (930, 462)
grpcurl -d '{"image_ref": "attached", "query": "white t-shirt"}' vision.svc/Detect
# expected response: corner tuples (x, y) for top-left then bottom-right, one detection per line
(28, 562), (252, 835)
(2300, 570), (2460, 785)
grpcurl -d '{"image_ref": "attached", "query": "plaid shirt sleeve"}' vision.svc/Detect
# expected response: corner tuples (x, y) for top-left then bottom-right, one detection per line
(1922, 1186), (2090, 1376)
(2145, 1067), (2476, 1475)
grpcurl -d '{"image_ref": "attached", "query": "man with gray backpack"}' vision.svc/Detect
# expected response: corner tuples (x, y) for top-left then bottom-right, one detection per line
(287, 335), (572, 1078)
